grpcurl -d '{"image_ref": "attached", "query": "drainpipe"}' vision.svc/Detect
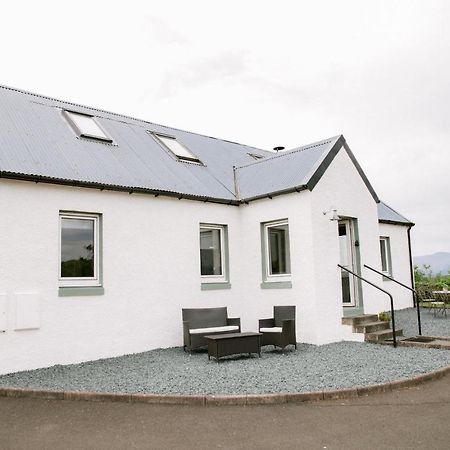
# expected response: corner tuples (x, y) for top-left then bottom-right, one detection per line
(407, 226), (415, 306)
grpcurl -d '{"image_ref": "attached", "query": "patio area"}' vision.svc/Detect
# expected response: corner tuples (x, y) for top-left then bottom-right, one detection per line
(0, 308), (449, 396)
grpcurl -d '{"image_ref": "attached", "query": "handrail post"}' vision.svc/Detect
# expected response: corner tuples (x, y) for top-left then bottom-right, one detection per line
(338, 264), (397, 347)
(364, 264), (421, 336)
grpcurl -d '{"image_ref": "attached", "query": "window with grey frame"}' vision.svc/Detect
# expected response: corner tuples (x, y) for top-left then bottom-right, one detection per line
(59, 213), (101, 287)
(379, 236), (392, 276)
(200, 224), (227, 282)
(263, 220), (291, 280)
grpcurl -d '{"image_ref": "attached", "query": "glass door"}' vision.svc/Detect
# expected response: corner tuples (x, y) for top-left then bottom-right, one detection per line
(338, 220), (357, 307)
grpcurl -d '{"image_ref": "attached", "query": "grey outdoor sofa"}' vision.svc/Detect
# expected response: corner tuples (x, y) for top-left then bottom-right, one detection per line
(259, 305), (297, 350)
(182, 307), (241, 352)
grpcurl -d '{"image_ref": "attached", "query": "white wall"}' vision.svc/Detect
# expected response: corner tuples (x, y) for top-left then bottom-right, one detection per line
(0, 157), (413, 373)
(378, 223), (414, 310)
(0, 179), (314, 374)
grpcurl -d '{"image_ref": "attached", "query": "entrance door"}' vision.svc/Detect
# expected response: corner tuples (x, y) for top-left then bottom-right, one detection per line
(338, 220), (358, 307)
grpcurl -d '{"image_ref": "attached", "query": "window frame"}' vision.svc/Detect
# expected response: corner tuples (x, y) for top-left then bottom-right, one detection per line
(379, 236), (392, 278)
(262, 219), (292, 284)
(59, 212), (101, 288)
(63, 110), (114, 143)
(151, 132), (203, 165)
(199, 223), (228, 285)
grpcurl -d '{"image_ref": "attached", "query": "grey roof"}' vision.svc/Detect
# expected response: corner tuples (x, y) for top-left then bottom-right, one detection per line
(378, 201), (414, 226)
(235, 136), (341, 200)
(0, 85), (409, 226)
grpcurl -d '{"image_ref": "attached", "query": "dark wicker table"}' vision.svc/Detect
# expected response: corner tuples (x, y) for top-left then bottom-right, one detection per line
(205, 332), (262, 361)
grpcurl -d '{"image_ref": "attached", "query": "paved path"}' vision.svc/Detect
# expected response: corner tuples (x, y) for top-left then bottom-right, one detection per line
(1, 374), (450, 450)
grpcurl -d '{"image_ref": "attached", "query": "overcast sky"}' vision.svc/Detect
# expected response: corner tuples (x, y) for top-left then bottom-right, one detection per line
(1, 0), (449, 256)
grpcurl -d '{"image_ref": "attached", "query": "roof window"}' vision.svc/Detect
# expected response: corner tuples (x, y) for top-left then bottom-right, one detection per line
(248, 153), (265, 160)
(64, 111), (113, 143)
(152, 133), (202, 164)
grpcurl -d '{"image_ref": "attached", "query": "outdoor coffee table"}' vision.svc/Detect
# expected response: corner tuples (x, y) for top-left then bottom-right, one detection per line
(205, 332), (262, 361)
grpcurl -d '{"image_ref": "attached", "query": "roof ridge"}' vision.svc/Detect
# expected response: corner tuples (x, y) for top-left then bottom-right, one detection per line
(0, 84), (267, 153)
(234, 136), (340, 170)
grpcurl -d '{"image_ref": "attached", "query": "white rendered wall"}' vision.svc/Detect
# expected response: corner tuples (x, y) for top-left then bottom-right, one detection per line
(378, 223), (414, 310)
(0, 179), (314, 374)
(309, 147), (388, 343)
(0, 157), (413, 373)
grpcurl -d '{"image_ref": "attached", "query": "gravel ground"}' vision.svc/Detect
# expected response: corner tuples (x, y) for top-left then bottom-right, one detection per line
(396, 306), (450, 337)
(1, 308), (448, 396)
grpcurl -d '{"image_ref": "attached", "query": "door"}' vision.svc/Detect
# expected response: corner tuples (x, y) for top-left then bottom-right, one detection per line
(338, 219), (358, 307)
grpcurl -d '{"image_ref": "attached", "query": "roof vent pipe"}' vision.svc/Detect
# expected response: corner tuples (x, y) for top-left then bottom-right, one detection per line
(273, 146), (285, 153)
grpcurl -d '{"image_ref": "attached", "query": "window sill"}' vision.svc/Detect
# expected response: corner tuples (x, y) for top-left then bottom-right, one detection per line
(58, 286), (105, 297)
(201, 282), (231, 291)
(260, 281), (292, 289)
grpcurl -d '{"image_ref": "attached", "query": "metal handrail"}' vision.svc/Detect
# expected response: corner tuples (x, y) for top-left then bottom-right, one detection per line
(364, 264), (421, 336)
(338, 264), (397, 347)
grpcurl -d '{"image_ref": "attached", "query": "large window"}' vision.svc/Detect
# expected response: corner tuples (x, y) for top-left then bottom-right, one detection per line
(262, 220), (291, 283)
(200, 224), (228, 284)
(380, 236), (392, 277)
(64, 111), (113, 143)
(59, 213), (100, 287)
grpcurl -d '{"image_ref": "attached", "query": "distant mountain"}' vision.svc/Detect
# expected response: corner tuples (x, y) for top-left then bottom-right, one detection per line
(414, 252), (450, 275)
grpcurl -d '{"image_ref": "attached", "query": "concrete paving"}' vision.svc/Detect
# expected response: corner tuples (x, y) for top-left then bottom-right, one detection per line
(1, 374), (449, 450)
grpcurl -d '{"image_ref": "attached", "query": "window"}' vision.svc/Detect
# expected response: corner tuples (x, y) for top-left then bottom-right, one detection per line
(152, 133), (202, 164)
(248, 153), (265, 160)
(64, 111), (113, 143)
(380, 237), (392, 277)
(59, 213), (101, 287)
(200, 224), (228, 285)
(262, 220), (291, 283)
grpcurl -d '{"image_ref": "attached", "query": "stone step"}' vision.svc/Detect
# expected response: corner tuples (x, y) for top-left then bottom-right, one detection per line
(365, 328), (403, 343)
(354, 321), (390, 334)
(341, 314), (379, 326)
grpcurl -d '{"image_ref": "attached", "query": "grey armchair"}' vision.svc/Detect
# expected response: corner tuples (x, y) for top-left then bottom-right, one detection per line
(259, 305), (297, 350)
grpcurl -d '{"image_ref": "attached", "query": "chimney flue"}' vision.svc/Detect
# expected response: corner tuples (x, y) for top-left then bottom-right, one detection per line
(273, 146), (285, 153)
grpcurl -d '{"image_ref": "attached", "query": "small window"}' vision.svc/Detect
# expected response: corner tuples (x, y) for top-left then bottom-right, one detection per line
(262, 220), (291, 282)
(64, 111), (113, 143)
(248, 153), (264, 160)
(380, 237), (392, 277)
(59, 213), (101, 287)
(200, 224), (228, 283)
(152, 133), (202, 164)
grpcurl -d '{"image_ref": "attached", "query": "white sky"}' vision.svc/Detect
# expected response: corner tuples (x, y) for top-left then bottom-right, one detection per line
(1, 0), (449, 256)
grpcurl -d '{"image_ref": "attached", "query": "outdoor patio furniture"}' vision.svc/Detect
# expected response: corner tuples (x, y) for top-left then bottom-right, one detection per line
(182, 307), (241, 352)
(259, 305), (297, 350)
(205, 332), (262, 361)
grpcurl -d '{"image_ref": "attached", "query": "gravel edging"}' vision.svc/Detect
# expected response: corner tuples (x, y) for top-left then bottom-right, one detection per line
(1, 365), (449, 406)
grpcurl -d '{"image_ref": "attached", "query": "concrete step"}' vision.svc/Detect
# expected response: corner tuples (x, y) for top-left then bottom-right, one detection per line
(341, 314), (379, 326)
(354, 321), (390, 334)
(365, 328), (403, 343)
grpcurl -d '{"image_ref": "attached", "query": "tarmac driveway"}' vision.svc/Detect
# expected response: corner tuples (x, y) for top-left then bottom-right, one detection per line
(1, 374), (449, 450)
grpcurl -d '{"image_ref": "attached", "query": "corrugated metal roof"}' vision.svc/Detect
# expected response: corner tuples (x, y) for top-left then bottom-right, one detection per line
(378, 201), (413, 225)
(235, 137), (341, 200)
(0, 85), (271, 202)
(0, 85), (411, 225)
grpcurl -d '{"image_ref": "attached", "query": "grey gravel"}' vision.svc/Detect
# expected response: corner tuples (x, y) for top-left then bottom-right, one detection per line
(0, 308), (448, 396)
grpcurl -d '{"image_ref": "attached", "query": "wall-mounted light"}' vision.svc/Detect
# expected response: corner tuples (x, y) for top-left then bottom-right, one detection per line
(323, 207), (340, 221)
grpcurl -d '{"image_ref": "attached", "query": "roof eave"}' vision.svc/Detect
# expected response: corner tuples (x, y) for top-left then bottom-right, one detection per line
(0, 171), (240, 206)
(379, 219), (415, 227)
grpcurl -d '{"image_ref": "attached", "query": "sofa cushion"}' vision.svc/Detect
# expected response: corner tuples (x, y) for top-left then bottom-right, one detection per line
(189, 325), (239, 335)
(259, 327), (282, 333)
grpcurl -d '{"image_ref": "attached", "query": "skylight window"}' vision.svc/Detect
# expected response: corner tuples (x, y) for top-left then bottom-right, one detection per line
(248, 153), (265, 160)
(152, 133), (202, 164)
(64, 111), (113, 143)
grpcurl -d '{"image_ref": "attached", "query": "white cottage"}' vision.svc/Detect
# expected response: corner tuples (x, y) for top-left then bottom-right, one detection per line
(0, 85), (414, 374)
